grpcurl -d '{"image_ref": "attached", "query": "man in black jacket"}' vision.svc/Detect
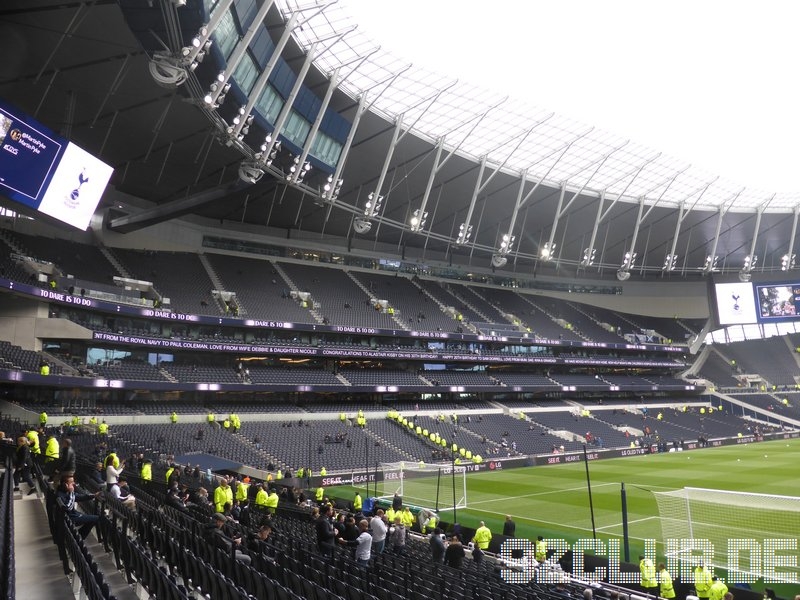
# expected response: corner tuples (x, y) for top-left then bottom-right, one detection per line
(316, 504), (336, 558)
(503, 514), (516, 537)
(206, 513), (251, 564)
(55, 437), (77, 481)
(13, 436), (36, 494)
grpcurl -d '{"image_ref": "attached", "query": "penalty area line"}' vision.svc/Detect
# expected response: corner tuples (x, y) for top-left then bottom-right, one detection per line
(596, 516), (659, 531)
(468, 481), (618, 506)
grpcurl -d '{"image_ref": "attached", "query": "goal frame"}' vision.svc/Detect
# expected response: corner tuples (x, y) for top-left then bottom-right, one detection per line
(653, 486), (800, 584)
(376, 461), (468, 512)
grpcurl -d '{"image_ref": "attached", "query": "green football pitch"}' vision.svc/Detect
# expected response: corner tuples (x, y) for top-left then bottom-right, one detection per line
(330, 437), (800, 593)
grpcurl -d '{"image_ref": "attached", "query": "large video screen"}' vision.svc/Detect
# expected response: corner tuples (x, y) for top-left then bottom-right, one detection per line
(712, 281), (758, 326)
(756, 284), (800, 320)
(0, 98), (113, 230)
(711, 278), (800, 327)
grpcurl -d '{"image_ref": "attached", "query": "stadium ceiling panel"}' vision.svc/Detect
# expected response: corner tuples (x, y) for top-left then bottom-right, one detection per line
(1, 0), (799, 281)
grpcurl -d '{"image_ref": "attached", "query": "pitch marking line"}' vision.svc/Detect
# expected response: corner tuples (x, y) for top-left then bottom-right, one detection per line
(468, 481), (618, 506)
(596, 516), (659, 531)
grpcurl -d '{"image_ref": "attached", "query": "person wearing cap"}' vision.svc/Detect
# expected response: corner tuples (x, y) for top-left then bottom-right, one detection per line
(206, 512), (251, 564)
(265, 487), (279, 514)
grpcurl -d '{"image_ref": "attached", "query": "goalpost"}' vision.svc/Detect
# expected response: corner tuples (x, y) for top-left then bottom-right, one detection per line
(653, 487), (800, 583)
(376, 461), (468, 512)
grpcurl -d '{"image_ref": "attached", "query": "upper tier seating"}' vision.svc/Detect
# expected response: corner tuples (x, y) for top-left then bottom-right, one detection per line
(92, 360), (168, 382)
(7, 230), (118, 284)
(460, 414), (582, 455)
(349, 271), (462, 333)
(112, 249), (219, 316)
(721, 337), (799, 386)
(206, 254), (315, 323)
(339, 369), (426, 387)
(695, 349), (741, 387)
(277, 263), (400, 329)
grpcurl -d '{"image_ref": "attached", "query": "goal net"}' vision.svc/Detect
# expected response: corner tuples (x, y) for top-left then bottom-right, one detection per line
(376, 461), (467, 512)
(653, 487), (800, 584)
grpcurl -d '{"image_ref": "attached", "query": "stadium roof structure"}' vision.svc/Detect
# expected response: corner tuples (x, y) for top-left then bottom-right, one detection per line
(1, 0), (798, 283)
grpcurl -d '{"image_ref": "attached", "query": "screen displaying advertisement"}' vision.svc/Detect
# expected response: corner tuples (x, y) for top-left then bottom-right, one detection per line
(0, 98), (113, 230)
(713, 282), (758, 325)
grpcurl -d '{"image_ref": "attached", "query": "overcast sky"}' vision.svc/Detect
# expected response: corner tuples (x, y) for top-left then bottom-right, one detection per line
(340, 0), (800, 194)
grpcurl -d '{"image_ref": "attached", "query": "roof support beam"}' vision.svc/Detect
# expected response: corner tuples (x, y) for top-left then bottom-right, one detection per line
(229, 13), (300, 139)
(180, 0), (236, 67)
(785, 206), (800, 271)
(704, 193), (740, 273)
(204, 0), (275, 108)
(580, 153), (661, 270)
(364, 114), (404, 220)
(289, 66), (341, 183)
(323, 93), (368, 222)
(411, 97), (507, 233)
(258, 42), (319, 166)
(107, 180), (247, 233)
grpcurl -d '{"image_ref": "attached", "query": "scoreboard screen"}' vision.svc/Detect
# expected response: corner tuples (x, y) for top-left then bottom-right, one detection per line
(0, 98), (113, 230)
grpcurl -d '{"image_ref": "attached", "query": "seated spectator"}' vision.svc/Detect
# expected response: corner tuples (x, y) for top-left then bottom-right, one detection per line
(248, 524), (274, 556)
(165, 482), (189, 512)
(109, 477), (136, 509)
(56, 475), (100, 539)
(191, 486), (212, 507)
(89, 461), (104, 485)
(205, 512), (251, 565)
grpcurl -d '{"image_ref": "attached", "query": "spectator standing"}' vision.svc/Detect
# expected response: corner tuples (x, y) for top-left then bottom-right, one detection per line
(444, 534), (465, 568)
(388, 516), (406, 555)
(503, 514), (516, 537)
(339, 519), (372, 566)
(315, 504), (336, 558)
(370, 509), (387, 554)
(13, 436), (36, 494)
(430, 528), (446, 563)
